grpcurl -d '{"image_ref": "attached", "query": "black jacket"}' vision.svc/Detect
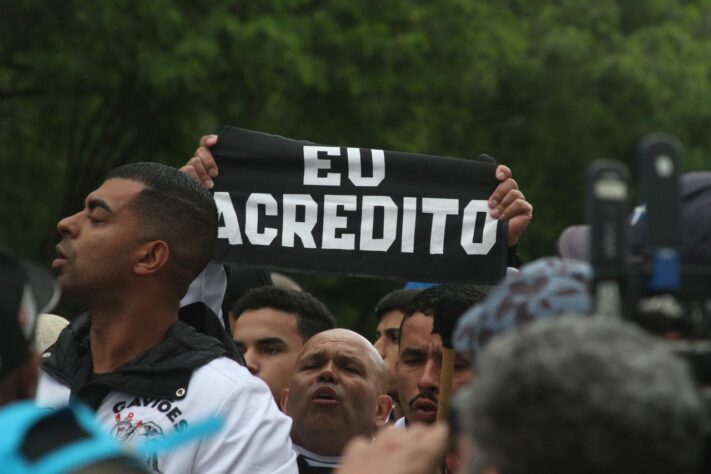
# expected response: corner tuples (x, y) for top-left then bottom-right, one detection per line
(41, 313), (231, 410)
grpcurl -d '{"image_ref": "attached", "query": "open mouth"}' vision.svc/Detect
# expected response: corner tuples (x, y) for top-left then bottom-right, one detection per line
(311, 386), (339, 406)
(411, 398), (438, 422)
(52, 245), (68, 269)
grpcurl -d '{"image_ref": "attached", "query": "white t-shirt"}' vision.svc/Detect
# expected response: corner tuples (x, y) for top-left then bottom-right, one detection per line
(180, 262), (227, 325)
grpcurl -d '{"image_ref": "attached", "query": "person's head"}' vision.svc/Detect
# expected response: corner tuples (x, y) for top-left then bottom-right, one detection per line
(0, 246), (59, 405)
(281, 328), (392, 456)
(454, 257), (593, 361)
(465, 317), (705, 474)
(373, 289), (421, 398)
(396, 284), (486, 425)
(231, 286), (336, 401)
(54, 162), (217, 304)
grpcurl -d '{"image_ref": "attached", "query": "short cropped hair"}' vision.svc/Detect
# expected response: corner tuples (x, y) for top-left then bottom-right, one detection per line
(105, 163), (217, 296)
(374, 289), (421, 322)
(232, 286), (336, 341)
(400, 284), (487, 342)
(466, 317), (705, 474)
(404, 284), (487, 318)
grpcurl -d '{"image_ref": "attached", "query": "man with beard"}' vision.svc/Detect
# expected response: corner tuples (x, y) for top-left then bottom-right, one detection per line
(395, 284), (486, 427)
(281, 329), (392, 473)
(36, 163), (297, 474)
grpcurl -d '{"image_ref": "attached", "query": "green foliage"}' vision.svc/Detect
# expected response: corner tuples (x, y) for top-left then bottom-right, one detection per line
(2, 0), (710, 325)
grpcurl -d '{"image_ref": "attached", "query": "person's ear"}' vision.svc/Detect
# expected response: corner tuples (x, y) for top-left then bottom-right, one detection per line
(133, 240), (169, 276)
(280, 388), (290, 413)
(374, 394), (394, 430)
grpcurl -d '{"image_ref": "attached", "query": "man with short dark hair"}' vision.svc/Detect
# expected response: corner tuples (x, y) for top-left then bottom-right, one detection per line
(281, 329), (392, 473)
(231, 286), (336, 402)
(36, 163), (297, 474)
(372, 288), (420, 421)
(395, 284), (486, 426)
(464, 317), (705, 474)
(0, 246), (150, 472)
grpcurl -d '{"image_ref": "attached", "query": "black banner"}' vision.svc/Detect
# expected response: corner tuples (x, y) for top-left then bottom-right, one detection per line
(211, 127), (507, 283)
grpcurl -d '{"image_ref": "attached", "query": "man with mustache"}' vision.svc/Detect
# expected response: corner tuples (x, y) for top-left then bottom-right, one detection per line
(281, 328), (393, 473)
(395, 284), (486, 427)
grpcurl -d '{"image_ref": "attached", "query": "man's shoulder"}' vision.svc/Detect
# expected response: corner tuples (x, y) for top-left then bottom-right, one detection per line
(191, 356), (249, 384)
(188, 357), (271, 399)
(36, 369), (71, 407)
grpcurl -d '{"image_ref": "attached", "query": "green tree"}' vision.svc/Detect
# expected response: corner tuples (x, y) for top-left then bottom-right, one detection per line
(2, 0), (710, 326)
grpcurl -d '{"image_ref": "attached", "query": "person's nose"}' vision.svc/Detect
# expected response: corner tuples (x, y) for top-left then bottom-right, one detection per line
(417, 358), (440, 393)
(374, 337), (386, 359)
(316, 360), (338, 384)
(57, 211), (82, 239)
(244, 349), (259, 375)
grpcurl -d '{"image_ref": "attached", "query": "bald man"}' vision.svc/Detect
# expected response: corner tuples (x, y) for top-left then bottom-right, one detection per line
(281, 329), (393, 474)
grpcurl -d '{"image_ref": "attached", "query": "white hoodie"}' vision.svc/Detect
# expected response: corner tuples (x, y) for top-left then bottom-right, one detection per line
(36, 357), (297, 474)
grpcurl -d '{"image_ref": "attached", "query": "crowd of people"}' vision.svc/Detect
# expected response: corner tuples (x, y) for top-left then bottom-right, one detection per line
(1, 133), (709, 474)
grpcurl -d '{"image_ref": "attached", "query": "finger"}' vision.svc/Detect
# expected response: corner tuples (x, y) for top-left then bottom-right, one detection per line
(407, 424), (449, 472)
(501, 198), (533, 221)
(372, 426), (408, 451)
(179, 165), (199, 181)
(196, 146), (219, 177)
(189, 155), (212, 183)
(187, 156), (214, 189)
(341, 437), (370, 459)
(199, 134), (218, 148)
(424, 423), (449, 457)
(491, 189), (525, 219)
(495, 164), (511, 181)
(506, 204), (533, 246)
(488, 178), (518, 210)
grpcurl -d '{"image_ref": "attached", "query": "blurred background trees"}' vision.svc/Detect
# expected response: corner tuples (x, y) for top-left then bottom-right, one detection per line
(2, 0), (710, 331)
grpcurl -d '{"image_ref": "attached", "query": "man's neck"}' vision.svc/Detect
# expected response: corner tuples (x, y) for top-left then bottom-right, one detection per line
(292, 432), (352, 459)
(293, 444), (341, 467)
(89, 299), (178, 374)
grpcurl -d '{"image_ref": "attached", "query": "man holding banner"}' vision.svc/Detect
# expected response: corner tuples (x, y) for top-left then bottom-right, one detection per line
(183, 128), (532, 284)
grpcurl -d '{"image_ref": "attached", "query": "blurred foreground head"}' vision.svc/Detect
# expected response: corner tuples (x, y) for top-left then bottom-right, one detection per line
(454, 257), (592, 361)
(465, 317), (705, 474)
